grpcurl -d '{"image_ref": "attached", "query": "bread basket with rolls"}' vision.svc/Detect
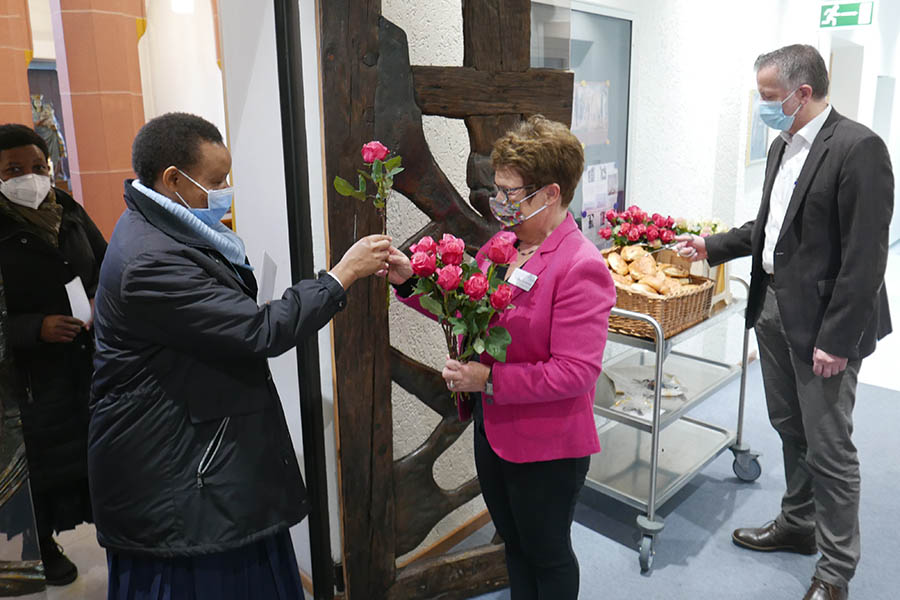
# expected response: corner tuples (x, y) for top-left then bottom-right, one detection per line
(602, 245), (714, 339)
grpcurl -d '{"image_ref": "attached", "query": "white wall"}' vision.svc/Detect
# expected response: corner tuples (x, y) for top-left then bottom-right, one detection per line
(138, 0), (227, 135)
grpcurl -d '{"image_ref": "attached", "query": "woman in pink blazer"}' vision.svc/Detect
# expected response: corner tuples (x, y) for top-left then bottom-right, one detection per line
(389, 116), (615, 599)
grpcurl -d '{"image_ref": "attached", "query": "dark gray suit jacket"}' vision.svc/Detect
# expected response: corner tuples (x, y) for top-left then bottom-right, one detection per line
(706, 108), (893, 363)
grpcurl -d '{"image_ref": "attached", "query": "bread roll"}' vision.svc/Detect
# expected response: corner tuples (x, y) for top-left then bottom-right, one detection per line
(663, 265), (690, 278)
(621, 245), (649, 262)
(611, 272), (632, 286)
(659, 278), (683, 296)
(629, 255), (658, 280)
(642, 274), (666, 292)
(607, 252), (630, 276)
(631, 282), (664, 297)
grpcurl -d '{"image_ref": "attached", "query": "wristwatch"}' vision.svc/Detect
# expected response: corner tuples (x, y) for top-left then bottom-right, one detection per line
(484, 368), (493, 396)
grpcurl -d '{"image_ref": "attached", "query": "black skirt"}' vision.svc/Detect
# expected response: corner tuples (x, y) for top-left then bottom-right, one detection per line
(106, 530), (304, 600)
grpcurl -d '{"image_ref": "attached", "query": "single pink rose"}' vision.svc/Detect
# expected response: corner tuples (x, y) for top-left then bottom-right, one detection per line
(619, 222), (632, 234)
(660, 229), (676, 244)
(665, 216), (675, 228)
(361, 141), (390, 163)
(410, 235), (437, 255)
(636, 223), (647, 236)
(605, 210), (618, 225)
(627, 228), (641, 242)
(654, 214), (667, 228)
(436, 265), (463, 291)
(410, 251), (437, 277)
(490, 284), (514, 311)
(599, 226), (613, 239)
(438, 234), (466, 266)
(619, 211), (631, 223)
(487, 235), (518, 265)
(646, 225), (660, 242)
(463, 272), (490, 301)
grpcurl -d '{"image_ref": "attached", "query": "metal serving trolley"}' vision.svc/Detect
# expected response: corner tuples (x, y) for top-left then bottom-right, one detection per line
(585, 277), (761, 572)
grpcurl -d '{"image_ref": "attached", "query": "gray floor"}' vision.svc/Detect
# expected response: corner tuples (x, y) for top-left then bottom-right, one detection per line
(472, 362), (900, 600)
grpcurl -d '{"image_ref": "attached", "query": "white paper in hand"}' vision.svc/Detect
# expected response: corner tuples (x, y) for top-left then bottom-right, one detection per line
(64, 276), (92, 323)
(259, 252), (278, 305)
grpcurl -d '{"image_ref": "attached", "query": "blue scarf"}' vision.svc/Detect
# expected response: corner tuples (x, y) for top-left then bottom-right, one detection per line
(132, 180), (249, 268)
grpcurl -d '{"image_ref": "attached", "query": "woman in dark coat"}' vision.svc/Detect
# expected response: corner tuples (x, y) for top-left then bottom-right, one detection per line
(89, 112), (392, 600)
(0, 123), (106, 585)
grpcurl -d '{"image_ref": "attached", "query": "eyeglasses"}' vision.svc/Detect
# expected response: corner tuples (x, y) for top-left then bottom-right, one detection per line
(489, 184), (537, 204)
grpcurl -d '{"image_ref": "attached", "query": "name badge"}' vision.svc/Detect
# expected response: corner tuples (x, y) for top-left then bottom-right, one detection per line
(508, 268), (537, 291)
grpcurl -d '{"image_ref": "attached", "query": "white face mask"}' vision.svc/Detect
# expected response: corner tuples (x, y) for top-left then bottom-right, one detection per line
(0, 173), (52, 210)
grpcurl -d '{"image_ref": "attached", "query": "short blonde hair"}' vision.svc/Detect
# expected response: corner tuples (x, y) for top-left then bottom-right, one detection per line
(491, 115), (584, 207)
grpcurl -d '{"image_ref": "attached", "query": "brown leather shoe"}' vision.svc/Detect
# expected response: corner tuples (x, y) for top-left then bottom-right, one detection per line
(732, 520), (817, 554)
(802, 579), (848, 600)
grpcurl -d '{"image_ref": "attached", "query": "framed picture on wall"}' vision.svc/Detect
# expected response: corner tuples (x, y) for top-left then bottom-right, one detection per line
(746, 90), (770, 165)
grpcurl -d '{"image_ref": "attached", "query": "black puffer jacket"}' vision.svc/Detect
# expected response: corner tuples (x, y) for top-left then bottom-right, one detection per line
(89, 181), (346, 557)
(0, 189), (106, 494)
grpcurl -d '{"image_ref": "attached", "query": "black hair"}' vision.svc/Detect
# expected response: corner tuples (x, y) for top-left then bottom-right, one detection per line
(0, 124), (50, 161)
(131, 112), (224, 186)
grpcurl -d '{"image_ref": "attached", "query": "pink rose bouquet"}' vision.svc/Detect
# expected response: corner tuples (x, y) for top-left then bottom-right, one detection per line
(408, 233), (517, 406)
(604, 205), (680, 248)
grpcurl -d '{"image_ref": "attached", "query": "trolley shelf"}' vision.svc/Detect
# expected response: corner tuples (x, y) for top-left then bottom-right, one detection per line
(595, 348), (742, 432)
(586, 417), (736, 511)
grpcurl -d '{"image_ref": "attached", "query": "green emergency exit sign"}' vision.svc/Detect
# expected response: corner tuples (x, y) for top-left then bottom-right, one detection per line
(820, 2), (874, 28)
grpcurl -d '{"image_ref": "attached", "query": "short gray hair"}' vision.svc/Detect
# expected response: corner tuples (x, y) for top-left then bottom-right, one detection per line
(754, 44), (829, 99)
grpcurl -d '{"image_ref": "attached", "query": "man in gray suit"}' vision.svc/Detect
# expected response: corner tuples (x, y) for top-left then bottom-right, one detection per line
(677, 44), (893, 600)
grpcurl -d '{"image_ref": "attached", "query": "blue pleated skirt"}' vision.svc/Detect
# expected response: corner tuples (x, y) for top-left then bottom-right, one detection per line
(106, 530), (304, 600)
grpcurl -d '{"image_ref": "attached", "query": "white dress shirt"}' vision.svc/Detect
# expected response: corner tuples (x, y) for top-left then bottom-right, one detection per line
(762, 104), (832, 274)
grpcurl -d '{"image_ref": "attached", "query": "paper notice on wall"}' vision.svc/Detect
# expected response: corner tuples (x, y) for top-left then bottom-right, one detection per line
(64, 276), (92, 323)
(582, 162), (618, 212)
(581, 208), (606, 240)
(259, 252), (277, 305)
(572, 80), (610, 147)
(606, 165), (619, 207)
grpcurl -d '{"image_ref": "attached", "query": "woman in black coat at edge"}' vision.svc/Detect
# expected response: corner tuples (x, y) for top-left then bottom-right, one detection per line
(0, 124), (107, 585)
(89, 112), (393, 600)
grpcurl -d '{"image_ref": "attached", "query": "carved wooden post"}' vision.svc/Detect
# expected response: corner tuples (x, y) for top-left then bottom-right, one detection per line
(320, 2), (396, 597)
(320, 1), (573, 597)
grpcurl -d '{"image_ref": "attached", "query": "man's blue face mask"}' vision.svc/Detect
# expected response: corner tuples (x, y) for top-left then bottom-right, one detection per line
(758, 88), (802, 131)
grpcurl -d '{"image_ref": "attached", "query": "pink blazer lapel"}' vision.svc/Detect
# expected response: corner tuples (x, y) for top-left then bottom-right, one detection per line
(507, 214), (578, 304)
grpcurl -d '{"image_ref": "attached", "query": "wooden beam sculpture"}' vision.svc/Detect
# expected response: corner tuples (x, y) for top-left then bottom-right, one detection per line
(321, 1), (573, 598)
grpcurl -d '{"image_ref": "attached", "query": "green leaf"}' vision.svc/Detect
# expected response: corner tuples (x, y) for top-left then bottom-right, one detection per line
(357, 169), (373, 182)
(419, 295), (444, 318)
(452, 322), (467, 336)
(473, 337), (485, 355)
(484, 339), (507, 362)
(389, 167), (405, 177)
(333, 176), (355, 197)
(384, 155), (402, 171)
(413, 277), (433, 295)
(356, 174), (367, 197)
(487, 326), (512, 346)
(373, 159), (384, 179)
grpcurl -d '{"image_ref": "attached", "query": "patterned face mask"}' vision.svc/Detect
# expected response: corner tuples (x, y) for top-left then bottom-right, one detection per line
(489, 185), (547, 228)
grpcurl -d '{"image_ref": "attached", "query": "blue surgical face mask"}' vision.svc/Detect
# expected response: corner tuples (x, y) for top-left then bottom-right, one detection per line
(175, 168), (234, 227)
(758, 88), (802, 131)
(489, 186), (547, 228)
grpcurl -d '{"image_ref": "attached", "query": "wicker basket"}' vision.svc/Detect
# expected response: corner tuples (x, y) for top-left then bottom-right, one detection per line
(603, 247), (715, 339)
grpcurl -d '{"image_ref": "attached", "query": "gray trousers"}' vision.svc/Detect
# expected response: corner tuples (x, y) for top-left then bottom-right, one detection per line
(755, 286), (862, 588)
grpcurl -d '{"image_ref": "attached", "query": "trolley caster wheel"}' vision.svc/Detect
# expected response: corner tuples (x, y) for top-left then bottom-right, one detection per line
(639, 535), (654, 573)
(733, 455), (761, 482)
